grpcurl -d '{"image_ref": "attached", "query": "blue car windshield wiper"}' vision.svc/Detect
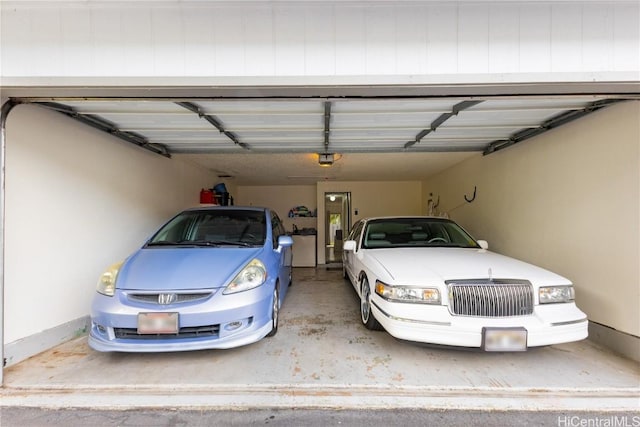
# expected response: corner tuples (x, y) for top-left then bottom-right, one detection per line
(146, 239), (253, 248)
(146, 240), (219, 247)
(177, 239), (252, 247)
(146, 240), (180, 247)
(208, 239), (252, 247)
(182, 239), (220, 247)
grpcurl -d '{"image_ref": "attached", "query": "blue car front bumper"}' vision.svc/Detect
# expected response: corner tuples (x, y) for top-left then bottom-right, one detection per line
(89, 283), (275, 352)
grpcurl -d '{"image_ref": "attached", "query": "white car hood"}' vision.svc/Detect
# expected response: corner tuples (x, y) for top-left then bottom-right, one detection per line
(366, 248), (569, 286)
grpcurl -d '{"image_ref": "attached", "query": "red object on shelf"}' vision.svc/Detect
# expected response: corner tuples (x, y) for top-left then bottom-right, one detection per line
(200, 188), (214, 204)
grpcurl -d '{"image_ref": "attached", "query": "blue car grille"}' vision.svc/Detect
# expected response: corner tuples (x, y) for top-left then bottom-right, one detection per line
(114, 324), (220, 340)
(127, 292), (212, 305)
(447, 280), (534, 317)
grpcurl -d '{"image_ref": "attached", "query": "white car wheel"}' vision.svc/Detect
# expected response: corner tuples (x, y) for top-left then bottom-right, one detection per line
(360, 277), (382, 331)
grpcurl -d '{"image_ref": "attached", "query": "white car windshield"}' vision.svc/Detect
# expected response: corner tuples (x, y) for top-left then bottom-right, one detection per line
(362, 218), (480, 249)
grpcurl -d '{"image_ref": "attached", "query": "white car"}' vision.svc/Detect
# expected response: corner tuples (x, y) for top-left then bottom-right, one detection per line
(342, 216), (588, 351)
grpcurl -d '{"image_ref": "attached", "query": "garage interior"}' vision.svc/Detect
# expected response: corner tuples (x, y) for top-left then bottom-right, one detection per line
(1, 0), (639, 412)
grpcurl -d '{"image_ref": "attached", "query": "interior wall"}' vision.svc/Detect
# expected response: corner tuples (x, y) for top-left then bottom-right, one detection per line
(316, 181), (423, 264)
(235, 184), (317, 233)
(423, 100), (640, 339)
(4, 104), (215, 344)
(235, 181), (423, 264)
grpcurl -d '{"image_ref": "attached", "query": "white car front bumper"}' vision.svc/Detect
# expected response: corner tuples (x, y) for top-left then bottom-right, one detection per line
(370, 297), (588, 349)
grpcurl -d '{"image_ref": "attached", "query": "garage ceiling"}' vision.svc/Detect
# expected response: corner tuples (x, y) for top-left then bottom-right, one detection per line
(27, 95), (625, 185)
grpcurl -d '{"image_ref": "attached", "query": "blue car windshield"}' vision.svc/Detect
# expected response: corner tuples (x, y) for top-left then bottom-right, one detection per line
(362, 218), (480, 249)
(147, 210), (267, 247)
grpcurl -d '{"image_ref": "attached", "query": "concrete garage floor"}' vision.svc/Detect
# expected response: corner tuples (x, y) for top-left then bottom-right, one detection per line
(1, 268), (639, 412)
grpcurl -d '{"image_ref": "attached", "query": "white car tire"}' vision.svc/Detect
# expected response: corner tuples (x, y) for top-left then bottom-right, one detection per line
(360, 277), (383, 331)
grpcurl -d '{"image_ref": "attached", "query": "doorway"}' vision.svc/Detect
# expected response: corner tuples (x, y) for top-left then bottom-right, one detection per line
(324, 192), (351, 264)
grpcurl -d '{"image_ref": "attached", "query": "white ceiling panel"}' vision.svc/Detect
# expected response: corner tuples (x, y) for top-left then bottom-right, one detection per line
(332, 99), (459, 113)
(197, 100), (324, 113)
(447, 110), (563, 127)
(222, 116), (323, 128)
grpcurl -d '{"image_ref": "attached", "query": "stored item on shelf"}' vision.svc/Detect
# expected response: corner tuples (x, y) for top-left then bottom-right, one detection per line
(200, 188), (214, 204)
(213, 183), (228, 194)
(288, 205), (313, 217)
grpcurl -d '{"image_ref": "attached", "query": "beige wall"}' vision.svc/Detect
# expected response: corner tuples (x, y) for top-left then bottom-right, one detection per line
(235, 181), (423, 264)
(235, 184), (318, 233)
(4, 105), (215, 344)
(423, 100), (640, 337)
(316, 181), (423, 264)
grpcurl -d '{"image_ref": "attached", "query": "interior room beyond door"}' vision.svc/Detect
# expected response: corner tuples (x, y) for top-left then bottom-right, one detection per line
(325, 192), (351, 264)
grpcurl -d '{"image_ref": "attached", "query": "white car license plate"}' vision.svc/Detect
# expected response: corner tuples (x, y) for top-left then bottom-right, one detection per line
(137, 312), (179, 334)
(482, 327), (527, 352)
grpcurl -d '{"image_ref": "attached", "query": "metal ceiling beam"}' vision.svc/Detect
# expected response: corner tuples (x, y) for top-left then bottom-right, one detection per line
(34, 102), (171, 158)
(404, 100), (483, 149)
(323, 101), (332, 152)
(483, 99), (625, 155)
(168, 145), (479, 154)
(175, 102), (250, 150)
(5, 81), (640, 99)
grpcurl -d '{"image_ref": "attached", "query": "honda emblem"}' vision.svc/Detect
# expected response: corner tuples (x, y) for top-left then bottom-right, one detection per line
(158, 293), (177, 305)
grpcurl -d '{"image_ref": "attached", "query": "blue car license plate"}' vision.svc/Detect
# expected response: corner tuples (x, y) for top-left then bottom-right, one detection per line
(137, 312), (179, 334)
(482, 327), (527, 352)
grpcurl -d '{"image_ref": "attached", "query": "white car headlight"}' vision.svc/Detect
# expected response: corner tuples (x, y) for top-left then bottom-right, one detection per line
(539, 285), (575, 304)
(223, 259), (267, 294)
(96, 261), (123, 297)
(375, 280), (441, 304)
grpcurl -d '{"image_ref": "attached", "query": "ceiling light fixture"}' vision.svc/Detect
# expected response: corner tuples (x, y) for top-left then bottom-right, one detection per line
(318, 153), (334, 167)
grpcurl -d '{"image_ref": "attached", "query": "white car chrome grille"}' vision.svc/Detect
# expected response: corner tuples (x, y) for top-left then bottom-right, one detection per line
(447, 280), (534, 317)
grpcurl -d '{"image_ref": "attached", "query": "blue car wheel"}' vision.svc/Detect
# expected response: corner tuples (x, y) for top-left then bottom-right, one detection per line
(266, 284), (279, 337)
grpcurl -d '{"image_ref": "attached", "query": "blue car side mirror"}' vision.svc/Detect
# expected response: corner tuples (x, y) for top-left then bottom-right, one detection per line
(278, 235), (294, 248)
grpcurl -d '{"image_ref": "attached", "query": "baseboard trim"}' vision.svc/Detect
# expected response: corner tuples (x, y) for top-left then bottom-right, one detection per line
(589, 321), (639, 362)
(4, 316), (90, 367)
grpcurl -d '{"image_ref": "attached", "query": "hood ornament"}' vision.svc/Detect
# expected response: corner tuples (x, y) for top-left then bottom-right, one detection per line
(488, 268), (493, 282)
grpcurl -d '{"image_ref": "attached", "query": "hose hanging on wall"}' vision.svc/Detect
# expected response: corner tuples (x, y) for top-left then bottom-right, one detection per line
(464, 186), (477, 203)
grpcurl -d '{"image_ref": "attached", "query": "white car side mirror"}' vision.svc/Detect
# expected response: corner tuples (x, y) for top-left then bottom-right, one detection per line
(343, 240), (357, 251)
(477, 240), (489, 250)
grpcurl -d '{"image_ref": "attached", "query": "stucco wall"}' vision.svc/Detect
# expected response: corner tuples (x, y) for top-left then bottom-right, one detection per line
(423, 100), (640, 337)
(3, 104), (215, 344)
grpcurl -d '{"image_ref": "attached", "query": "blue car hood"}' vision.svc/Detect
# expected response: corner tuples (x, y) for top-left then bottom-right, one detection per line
(117, 247), (263, 291)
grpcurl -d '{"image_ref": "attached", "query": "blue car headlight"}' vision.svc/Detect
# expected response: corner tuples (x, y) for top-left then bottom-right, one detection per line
(96, 261), (123, 297)
(223, 259), (267, 294)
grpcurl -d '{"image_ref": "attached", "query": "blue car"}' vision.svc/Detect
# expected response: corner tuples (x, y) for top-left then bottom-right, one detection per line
(89, 206), (293, 352)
